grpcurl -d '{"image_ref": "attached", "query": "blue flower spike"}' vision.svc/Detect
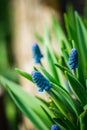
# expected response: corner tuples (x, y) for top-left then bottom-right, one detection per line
(51, 124), (60, 130)
(32, 43), (43, 64)
(31, 71), (51, 92)
(68, 48), (78, 70)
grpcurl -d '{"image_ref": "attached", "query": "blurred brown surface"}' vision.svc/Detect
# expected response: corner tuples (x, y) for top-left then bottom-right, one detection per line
(12, 0), (58, 95)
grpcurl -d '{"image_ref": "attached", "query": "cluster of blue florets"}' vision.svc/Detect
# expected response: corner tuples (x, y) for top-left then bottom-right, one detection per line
(31, 70), (51, 92)
(68, 48), (78, 69)
(32, 43), (43, 64)
(51, 124), (60, 130)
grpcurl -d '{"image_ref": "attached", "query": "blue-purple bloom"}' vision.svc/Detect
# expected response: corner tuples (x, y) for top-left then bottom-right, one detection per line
(51, 124), (60, 130)
(31, 71), (51, 92)
(32, 43), (43, 63)
(68, 48), (78, 69)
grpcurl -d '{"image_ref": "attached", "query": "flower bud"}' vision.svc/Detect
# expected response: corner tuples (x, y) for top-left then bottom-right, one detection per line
(68, 48), (78, 69)
(31, 71), (51, 92)
(32, 43), (43, 63)
(51, 124), (60, 130)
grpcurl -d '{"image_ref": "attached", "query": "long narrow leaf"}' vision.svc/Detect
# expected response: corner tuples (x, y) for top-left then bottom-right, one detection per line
(66, 72), (87, 106)
(0, 76), (53, 130)
(15, 68), (33, 82)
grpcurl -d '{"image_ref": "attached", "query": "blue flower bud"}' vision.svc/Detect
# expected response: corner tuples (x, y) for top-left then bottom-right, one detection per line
(31, 71), (51, 92)
(32, 43), (43, 63)
(68, 48), (78, 69)
(51, 124), (60, 130)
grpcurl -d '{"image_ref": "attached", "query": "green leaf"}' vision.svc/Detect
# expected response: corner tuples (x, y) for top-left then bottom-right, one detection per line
(50, 87), (76, 120)
(53, 117), (75, 130)
(74, 12), (87, 85)
(55, 63), (74, 89)
(0, 76), (53, 130)
(66, 71), (87, 106)
(15, 68), (33, 82)
(75, 12), (87, 66)
(64, 11), (87, 86)
(43, 25), (62, 83)
(55, 63), (70, 73)
(84, 104), (87, 110)
(44, 24), (57, 62)
(36, 96), (55, 119)
(40, 66), (59, 84)
(64, 13), (74, 40)
(61, 41), (69, 64)
(48, 88), (77, 130)
(52, 15), (71, 52)
(44, 45), (59, 82)
(34, 32), (44, 44)
(51, 82), (81, 116)
(64, 6), (75, 40)
(79, 110), (87, 130)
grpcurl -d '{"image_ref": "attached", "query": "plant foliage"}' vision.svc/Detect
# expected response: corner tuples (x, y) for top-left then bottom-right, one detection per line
(0, 10), (87, 130)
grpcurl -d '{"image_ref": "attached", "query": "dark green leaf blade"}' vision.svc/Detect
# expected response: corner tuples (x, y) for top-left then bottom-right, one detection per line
(66, 71), (87, 106)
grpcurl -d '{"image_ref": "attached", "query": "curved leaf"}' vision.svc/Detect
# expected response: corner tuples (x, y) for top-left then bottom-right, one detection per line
(0, 76), (53, 130)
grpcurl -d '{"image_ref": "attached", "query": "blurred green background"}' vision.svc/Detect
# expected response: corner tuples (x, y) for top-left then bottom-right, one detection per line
(0, 0), (21, 130)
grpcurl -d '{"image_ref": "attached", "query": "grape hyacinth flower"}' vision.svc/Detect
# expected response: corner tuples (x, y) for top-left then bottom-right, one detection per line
(31, 71), (51, 92)
(68, 48), (78, 70)
(51, 124), (60, 130)
(32, 43), (43, 64)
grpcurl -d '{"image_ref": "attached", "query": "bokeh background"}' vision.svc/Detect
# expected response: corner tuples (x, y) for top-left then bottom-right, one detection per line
(0, 0), (86, 129)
